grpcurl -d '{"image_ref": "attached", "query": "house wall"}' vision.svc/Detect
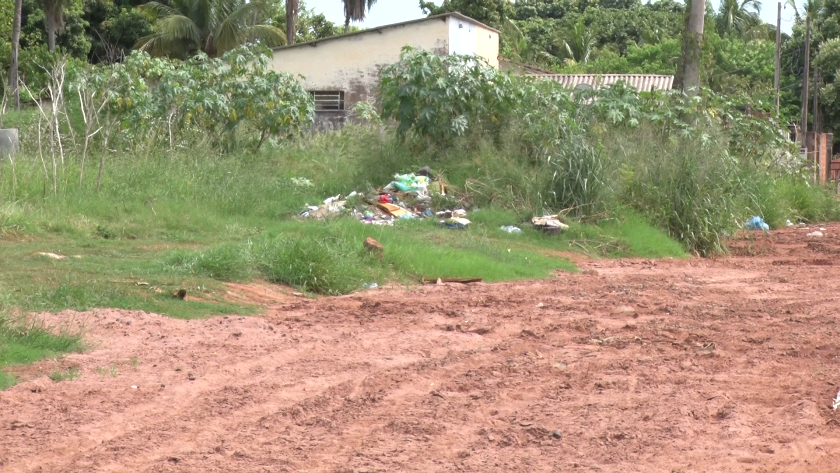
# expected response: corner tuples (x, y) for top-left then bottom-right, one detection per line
(473, 24), (499, 69)
(271, 18), (450, 129)
(270, 15), (499, 129)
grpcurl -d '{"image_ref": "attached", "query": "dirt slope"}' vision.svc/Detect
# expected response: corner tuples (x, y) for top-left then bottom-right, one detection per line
(3, 224), (840, 472)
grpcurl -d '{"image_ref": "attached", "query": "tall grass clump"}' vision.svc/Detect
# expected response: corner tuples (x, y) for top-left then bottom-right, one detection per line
(166, 228), (377, 295)
(605, 126), (741, 255)
(379, 48), (839, 254)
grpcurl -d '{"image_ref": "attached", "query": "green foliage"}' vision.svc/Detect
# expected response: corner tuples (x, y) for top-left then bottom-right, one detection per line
(69, 45), (315, 150)
(420, 0), (515, 28)
(379, 50), (816, 253)
(716, 0), (762, 37)
(136, 0), (285, 58)
(0, 313), (84, 389)
(380, 48), (514, 141)
(270, 2), (353, 43)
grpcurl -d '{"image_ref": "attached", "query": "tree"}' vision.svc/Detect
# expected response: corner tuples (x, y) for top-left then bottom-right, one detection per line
(136, 0), (285, 58)
(43, 0), (67, 52)
(716, 0), (761, 36)
(420, 0), (514, 29)
(676, 0), (705, 94)
(10, 0), (22, 108)
(286, 0), (298, 44)
(560, 19), (593, 63)
(501, 19), (557, 66)
(344, 0), (377, 33)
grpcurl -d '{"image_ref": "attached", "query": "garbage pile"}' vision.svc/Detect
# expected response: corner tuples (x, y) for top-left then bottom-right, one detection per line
(298, 167), (471, 228)
(298, 168), (573, 235)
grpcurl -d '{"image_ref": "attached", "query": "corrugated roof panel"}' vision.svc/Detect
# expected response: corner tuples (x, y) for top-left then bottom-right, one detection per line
(529, 74), (674, 92)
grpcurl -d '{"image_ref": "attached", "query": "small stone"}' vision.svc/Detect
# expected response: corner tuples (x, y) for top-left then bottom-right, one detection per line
(232, 331), (242, 338)
(125, 320), (132, 325)
(187, 372), (196, 380)
(807, 231), (824, 238)
(472, 326), (493, 335)
(363, 237), (384, 255)
(552, 430), (563, 439)
(760, 446), (775, 454)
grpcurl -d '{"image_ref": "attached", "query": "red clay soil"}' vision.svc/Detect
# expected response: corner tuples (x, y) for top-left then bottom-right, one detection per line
(4, 224), (840, 472)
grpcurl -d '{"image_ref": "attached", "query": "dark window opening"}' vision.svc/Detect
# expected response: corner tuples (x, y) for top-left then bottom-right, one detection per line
(311, 91), (345, 111)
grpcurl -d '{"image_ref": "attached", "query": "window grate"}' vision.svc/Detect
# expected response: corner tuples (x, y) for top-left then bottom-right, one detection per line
(310, 91), (345, 111)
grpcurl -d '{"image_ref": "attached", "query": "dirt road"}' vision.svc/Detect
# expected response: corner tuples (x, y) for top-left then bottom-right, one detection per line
(3, 224), (840, 472)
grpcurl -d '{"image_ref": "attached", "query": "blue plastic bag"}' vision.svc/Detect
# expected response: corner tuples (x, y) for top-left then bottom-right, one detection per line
(745, 216), (769, 231)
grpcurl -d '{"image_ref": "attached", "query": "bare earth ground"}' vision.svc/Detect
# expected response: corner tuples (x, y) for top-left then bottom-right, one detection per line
(4, 225), (840, 472)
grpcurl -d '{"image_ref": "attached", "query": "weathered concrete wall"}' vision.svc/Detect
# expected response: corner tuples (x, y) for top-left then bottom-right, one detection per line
(0, 128), (19, 160)
(449, 17), (499, 68)
(271, 14), (500, 122)
(271, 18), (450, 111)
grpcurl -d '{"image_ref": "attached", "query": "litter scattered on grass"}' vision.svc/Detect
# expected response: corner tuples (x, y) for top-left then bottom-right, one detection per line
(297, 168), (576, 235)
(745, 216), (770, 231)
(35, 252), (67, 260)
(532, 215), (570, 234)
(298, 167), (458, 226)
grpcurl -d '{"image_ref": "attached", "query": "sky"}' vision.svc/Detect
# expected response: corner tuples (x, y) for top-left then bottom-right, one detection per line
(303, 0), (797, 34)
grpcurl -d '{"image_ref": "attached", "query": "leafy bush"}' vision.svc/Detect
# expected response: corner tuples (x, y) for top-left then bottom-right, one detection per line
(68, 45), (315, 151)
(378, 49), (823, 254)
(380, 47), (515, 141)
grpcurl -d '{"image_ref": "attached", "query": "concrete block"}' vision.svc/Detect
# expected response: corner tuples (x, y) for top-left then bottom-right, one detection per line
(0, 128), (20, 159)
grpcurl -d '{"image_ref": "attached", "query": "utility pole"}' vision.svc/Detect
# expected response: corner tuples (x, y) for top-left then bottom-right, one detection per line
(775, 1), (782, 117)
(801, 14), (812, 148)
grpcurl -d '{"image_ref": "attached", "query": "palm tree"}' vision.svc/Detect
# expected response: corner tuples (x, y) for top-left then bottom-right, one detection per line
(502, 19), (556, 65)
(136, 0), (285, 59)
(9, 0), (22, 108)
(716, 0), (761, 36)
(786, 0), (824, 137)
(786, 0), (823, 22)
(286, 0), (298, 45)
(43, 0), (68, 52)
(343, 0), (377, 33)
(560, 19), (593, 64)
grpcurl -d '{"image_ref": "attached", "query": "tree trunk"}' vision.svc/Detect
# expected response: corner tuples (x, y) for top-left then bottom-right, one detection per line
(45, 11), (56, 52)
(344, 15), (350, 34)
(9, 0), (22, 109)
(286, 0), (297, 45)
(801, 15), (811, 141)
(676, 0), (705, 95)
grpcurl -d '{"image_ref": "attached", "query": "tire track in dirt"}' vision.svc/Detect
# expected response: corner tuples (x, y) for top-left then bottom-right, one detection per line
(5, 225), (840, 471)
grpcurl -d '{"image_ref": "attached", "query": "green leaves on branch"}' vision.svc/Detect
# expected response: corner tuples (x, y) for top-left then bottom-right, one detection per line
(69, 45), (314, 151)
(379, 47), (514, 141)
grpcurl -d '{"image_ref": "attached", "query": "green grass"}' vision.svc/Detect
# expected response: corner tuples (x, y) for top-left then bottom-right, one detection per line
(0, 316), (85, 388)
(8, 115), (829, 388)
(0, 371), (17, 389)
(48, 367), (81, 382)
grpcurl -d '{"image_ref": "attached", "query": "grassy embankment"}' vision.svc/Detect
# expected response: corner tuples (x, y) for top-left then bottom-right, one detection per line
(1, 106), (837, 388)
